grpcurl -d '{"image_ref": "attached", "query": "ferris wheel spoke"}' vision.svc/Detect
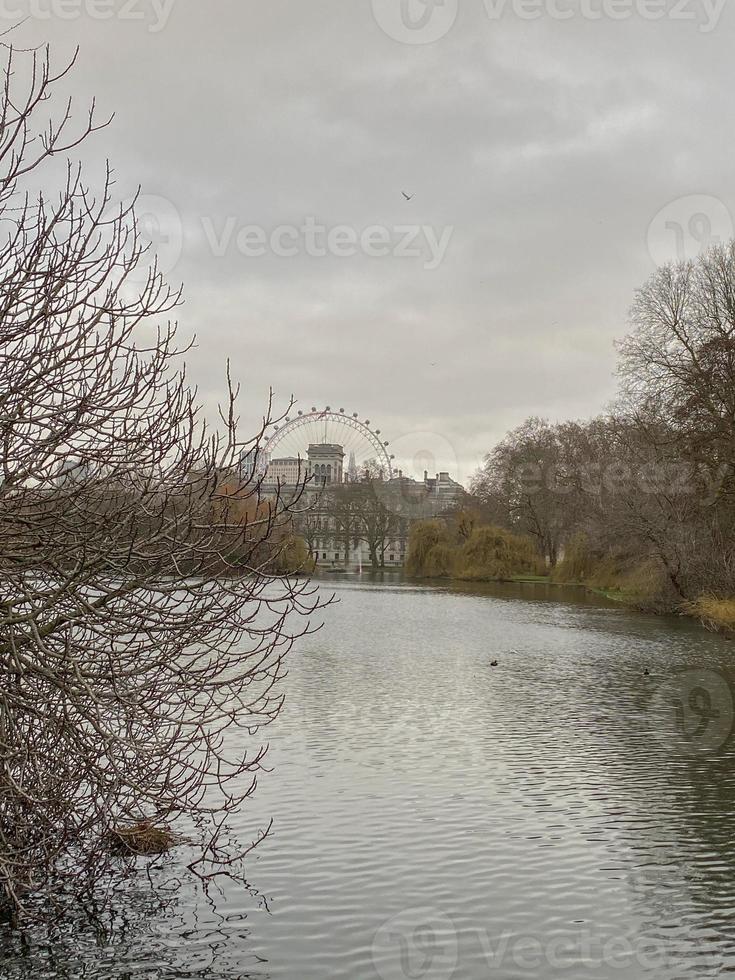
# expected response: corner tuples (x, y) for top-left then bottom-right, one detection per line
(259, 410), (393, 480)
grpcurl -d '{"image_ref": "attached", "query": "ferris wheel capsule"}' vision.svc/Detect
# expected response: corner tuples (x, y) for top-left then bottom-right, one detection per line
(262, 410), (394, 480)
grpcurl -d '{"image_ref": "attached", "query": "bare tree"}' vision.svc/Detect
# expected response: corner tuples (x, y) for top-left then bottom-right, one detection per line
(0, 42), (322, 918)
(616, 246), (735, 597)
(323, 481), (407, 569)
(354, 482), (406, 569)
(620, 245), (735, 484)
(471, 418), (577, 566)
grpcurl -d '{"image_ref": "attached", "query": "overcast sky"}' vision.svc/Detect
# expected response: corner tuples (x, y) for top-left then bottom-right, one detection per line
(12, 1), (735, 484)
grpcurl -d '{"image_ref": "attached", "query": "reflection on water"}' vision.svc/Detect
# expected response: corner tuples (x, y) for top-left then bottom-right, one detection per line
(2, 578), (735, 978)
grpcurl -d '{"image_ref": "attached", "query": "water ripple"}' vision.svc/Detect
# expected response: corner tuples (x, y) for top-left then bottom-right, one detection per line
(2, 579), (735, 978)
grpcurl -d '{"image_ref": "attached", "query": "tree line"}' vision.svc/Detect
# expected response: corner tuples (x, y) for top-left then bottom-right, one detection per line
(410, 244), (735, 629)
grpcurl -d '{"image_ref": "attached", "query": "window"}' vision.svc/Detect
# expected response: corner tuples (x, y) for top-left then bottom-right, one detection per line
(389, 555), (394, 561)
(334, 553), (339, 560)
(322, 553), (327, 559)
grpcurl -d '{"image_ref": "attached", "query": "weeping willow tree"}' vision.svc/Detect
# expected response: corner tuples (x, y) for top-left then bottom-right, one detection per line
(0, 41), (321, 918)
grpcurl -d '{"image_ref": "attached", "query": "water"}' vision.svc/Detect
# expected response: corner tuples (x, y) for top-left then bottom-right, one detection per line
(3, 578), (735, 979)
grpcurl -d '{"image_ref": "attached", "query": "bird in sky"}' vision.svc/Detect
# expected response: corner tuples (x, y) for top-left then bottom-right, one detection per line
(402, 191), (414, 201)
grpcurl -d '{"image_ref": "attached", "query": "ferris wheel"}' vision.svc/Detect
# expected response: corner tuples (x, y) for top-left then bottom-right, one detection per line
(260, 407), (395, 479)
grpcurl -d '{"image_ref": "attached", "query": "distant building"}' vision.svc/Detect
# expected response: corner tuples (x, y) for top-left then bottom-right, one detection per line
(424, 470), (464, 504)
(267, 456), (305, 486)
(386, 469), (464, 513)
(262, 442), (464, 570)
(306, 444), (343, 485)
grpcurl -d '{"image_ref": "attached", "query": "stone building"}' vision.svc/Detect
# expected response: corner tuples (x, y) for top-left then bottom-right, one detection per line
(266, 456), (305, 486)
(262, 443), (464, 570)
(305, 444), (343, 485)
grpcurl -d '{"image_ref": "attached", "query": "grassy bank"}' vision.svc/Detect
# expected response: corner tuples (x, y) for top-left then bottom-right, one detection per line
(684, 598), (735, 636)
(406, 521), (735, 635)
(550, 535), (735, 632)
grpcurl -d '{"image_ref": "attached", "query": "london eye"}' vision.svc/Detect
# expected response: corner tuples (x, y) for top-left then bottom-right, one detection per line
(260, 407), (395, 480)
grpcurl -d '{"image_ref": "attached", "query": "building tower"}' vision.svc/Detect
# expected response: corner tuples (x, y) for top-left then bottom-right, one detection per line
(307, 444), (345, 486)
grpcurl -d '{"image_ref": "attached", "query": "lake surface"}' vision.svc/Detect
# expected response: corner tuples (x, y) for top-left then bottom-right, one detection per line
(3, 577), (735, 979)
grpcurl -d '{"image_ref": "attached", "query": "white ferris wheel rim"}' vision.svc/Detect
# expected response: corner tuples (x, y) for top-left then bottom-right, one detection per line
(259, 408), (394, 479)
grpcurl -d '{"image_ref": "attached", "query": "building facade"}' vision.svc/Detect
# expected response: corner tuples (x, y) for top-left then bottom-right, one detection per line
(262, 443), (464, 570)
(266, 456), (305, 486)
(305, 444), (344, 485)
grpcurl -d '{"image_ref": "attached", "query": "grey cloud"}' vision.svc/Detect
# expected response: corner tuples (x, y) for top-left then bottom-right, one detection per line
(10, 0), (735, 480)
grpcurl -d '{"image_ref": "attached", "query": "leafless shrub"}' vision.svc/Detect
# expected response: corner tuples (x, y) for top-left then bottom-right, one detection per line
(0, 41), (323, 919)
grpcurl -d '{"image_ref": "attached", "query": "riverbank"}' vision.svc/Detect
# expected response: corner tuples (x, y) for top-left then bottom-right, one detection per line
(684, 597), (735, 636)
(404, 519), (735, 637)
(512, 575), (735, 637)
(403, 565), (734, 636)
